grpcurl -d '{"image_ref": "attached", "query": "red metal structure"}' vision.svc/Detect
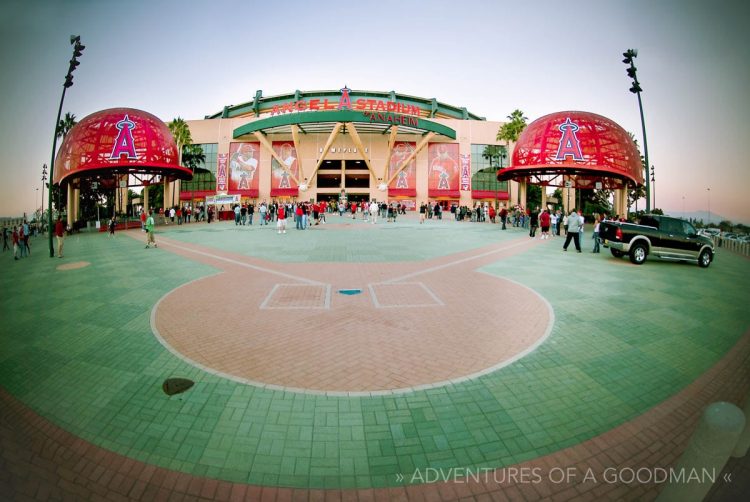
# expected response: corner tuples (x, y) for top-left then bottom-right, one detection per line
(497, 111), (643, 190)
(53, 108), (191, 187)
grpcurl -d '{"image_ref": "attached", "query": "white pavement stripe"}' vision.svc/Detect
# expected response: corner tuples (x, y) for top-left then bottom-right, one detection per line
(160, 240), (323, 285)
(383, 239), (532, 284)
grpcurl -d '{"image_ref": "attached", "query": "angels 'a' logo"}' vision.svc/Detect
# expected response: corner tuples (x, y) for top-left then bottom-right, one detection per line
(396, 170), (409, 188)
(555, 118), (584, 161)
(109, 115), (138, 160)
(338, 86), (352, 110)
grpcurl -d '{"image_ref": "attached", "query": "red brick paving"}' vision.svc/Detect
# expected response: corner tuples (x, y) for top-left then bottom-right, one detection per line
(153, 236), (549, 393)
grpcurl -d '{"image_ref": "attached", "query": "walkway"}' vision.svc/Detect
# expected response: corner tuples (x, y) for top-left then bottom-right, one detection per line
(1, 215), (748, 500)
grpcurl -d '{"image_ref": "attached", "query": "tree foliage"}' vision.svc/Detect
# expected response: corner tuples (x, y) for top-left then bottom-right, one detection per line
(496, 109), (528, 145)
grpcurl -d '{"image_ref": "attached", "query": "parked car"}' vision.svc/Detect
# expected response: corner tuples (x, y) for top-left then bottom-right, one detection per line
(599, 215), (714, 267)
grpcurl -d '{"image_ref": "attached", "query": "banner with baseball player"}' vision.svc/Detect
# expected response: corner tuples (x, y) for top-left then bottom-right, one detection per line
(271, 141), (300, 196)
(229, 142), (260, 196)
(388, 141), (417, 196)
(427, 143), (460, 197)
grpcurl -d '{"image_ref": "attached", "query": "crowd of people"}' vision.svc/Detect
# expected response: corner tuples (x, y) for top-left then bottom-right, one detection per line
(5, 199), (618, 258)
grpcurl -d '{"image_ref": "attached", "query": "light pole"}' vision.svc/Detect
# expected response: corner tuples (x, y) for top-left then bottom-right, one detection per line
(35, 188), (39, 221)
(651, 165), (655, 209)
(622, 49), (651, 212)
(41, 164), (47, 231)
(47, 35), (85, 258)
(707, 187), (711, 226)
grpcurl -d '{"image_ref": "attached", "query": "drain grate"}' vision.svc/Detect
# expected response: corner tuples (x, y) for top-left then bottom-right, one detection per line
(162, 378), (194, 396)
(338, 289), (362, 295)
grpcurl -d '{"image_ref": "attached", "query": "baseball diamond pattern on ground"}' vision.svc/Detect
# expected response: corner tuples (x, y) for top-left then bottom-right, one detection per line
(0, 214), (748, 495)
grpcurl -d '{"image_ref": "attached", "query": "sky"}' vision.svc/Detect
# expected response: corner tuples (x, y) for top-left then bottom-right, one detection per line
(1, 0), (748, 223)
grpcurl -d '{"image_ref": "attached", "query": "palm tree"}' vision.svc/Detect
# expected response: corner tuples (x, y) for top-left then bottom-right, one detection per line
(56, 112), (77, 139)
(52, 112), (78, 212)
(496, 110), (528, 208)
(496, 109), (528, 145)
(481, 145), (507, 171)
(167, 117), (193, 210)
(627, 132), (647, 212)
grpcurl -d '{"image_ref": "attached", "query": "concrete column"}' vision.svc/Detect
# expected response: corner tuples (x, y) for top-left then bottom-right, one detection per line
(656, 401), (745, 502)
(66, 184), (74, 228)
(143, 186), (149, 213)
(613, 189), (628, 219)
(519, 180), (527, 209)
(163, 180), (171, 211)
(73, 187), (80, 225)
(541, 188), (548, 209)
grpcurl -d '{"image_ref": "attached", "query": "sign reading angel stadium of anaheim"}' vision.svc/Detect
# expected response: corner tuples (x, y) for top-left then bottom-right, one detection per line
(270, 86), (421, 118)
(234, 86), (456, 140)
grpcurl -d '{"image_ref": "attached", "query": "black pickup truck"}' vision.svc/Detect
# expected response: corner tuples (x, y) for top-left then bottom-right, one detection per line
(599, 215), (714, 267)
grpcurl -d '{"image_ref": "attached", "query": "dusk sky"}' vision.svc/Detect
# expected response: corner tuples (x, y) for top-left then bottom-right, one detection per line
(1, 0), (748, 223)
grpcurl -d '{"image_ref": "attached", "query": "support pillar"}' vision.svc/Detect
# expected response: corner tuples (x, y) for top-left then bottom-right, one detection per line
(613, 189), (628, 219)
(541, 188), (548, 210)
(143, 186), (150, 214)
(73, 188), (80, 225)
(519, 180), (527, 209)
(66, 183), (74, 228)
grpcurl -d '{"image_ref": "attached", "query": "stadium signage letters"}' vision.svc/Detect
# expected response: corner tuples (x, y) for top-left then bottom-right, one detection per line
(271, 86), (421, 117)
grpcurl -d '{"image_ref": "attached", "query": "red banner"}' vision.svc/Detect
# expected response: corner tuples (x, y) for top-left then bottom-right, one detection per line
(428, 143), (459, 197)
(216, 153), (228, 193)
(388, 142), (416, 197)
(271, 141), (299, 196)
(460, 154), (471, 191)
(229, 142), (260, 196)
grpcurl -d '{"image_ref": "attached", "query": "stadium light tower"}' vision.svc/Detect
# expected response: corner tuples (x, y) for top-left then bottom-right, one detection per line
(47, 36), (85, 257)
(622, 49), (651, 213)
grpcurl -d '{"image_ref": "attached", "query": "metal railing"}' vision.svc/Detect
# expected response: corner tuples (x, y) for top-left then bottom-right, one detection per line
(714, 237), (750, 257)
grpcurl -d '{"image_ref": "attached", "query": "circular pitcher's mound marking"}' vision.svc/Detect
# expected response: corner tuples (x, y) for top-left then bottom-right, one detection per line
(56, 261), (90, 271)
(152, 266), (553, 394)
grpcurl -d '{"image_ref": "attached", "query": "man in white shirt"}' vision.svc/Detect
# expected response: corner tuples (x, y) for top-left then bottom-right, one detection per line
(369, 200), (379, 224)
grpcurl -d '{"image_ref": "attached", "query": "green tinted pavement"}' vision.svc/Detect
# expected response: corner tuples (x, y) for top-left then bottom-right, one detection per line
(0, 218), (748, 489)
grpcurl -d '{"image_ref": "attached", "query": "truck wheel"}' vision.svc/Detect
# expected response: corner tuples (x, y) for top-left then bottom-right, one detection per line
(610, 249), (624, 258)
(698, 249), (712, 268)
(629, 243), (647, 265)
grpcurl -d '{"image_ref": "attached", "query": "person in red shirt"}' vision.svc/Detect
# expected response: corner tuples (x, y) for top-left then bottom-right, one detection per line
(54, 216), (65, 258)
(540, 209), (551, 240)
(12, 226), (19, 260)
(277, 204), (287, 234)
(140, 210), (147, 231)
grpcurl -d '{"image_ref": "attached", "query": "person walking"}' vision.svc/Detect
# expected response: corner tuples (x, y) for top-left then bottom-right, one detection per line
(2, 226), (8, 252)
(108, 217), (116, 237)
(529, 207), (539, 238)
(54, 216), (65, 258)
(592, 215), (601, 253)
(369, 200), (379, 224)
(145, 212), (156, 248)
(277, 204), (287, 234)
(539, 209), (551, 239)
(22, 220), (31, 256)
(259, 202), (267, 225)
(12, 226), (20, 260)
(562, 209), (582, 252)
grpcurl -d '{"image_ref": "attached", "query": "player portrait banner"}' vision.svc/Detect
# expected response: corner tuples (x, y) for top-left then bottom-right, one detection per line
(388, 141), (417, 197)
(428, 143), (460, 198)
(271, 141), (300, 196)
(216, 153), (229, 194)
(229, 142), (260, 197)
(459, 154), (471, 191)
